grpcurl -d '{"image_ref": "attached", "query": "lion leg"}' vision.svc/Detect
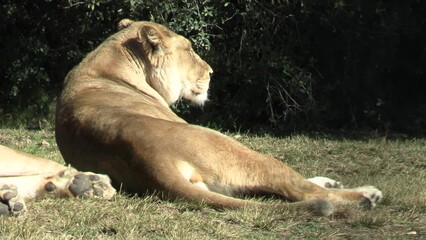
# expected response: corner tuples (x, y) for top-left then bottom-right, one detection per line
(183, 131), (384, 210)
(22, 168), (116, 199)
(152, 165), (334, 216)
(270, 167), (383, 209)
(5, 168), (116, 200)
(0, 144), (67, 176)
(0, 168), (116, 217)
(201, 151), (383, 210)
(0, 183), (26, 216)
(42, 167), (116, 200)
(1, 167), (115, 205)
(172, 147), (382, 211)
(0, 167), (115, 217)
(291, 175), (382, 208)
(326, 186), (383, 209)
(0, 145), (116, 210)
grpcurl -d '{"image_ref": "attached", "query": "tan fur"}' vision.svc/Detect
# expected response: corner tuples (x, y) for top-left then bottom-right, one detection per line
(55, 19), (382, 216)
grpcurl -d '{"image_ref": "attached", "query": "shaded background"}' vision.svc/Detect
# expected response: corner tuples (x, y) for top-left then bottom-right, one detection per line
(0, 0), (424, 135)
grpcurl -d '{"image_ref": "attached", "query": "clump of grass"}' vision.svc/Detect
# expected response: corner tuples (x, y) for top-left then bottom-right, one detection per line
(349, 212), (388, 228)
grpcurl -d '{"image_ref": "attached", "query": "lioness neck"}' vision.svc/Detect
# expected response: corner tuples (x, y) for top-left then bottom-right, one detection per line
(66, 32), (170, 108)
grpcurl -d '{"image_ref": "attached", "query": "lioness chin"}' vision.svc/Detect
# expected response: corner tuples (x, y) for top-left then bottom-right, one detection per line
(55, 19), (383, 216)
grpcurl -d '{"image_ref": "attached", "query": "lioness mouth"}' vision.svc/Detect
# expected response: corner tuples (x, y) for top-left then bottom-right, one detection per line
(191, 90), (202, 95)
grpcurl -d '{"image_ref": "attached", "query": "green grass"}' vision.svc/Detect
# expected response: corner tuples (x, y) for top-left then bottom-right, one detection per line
(0, 128), (425, 239)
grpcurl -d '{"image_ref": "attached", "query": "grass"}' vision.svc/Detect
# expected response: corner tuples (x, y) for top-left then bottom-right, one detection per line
(0, 128), (425, 239)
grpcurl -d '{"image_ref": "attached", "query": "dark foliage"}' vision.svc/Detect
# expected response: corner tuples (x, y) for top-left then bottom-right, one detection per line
(0, 0), (424, 134)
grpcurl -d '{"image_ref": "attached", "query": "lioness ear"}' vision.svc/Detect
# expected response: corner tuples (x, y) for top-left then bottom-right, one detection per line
(118, 19), (134, 30)
(138, 25), (164, 52)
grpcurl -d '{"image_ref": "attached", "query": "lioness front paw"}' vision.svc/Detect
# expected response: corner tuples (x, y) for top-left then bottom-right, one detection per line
(308, 176), (343, 189)
(354, 186), (383, 209)
(0, 184), (26, 216)
(44, 168), (116, 200)
(67, 172), (116, 199)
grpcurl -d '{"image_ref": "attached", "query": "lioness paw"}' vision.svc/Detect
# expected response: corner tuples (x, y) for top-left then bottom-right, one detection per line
(0, 184), (26, 216)
(308, 176), (343, 189)
(67, 172), (116, 199)
(44, 168), (116, 200)
(354, 186), (383, 209)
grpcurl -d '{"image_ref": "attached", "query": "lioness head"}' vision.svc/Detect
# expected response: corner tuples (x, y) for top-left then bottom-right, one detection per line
(118, 19), (213, 106)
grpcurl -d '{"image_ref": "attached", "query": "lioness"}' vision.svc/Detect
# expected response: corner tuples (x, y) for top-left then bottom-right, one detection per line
(53, 19), (382, 216)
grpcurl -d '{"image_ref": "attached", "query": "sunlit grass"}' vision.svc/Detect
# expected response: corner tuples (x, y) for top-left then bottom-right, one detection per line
(0, 128), (425, 239)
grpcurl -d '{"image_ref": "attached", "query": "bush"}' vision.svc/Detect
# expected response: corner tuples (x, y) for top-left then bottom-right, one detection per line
(0, 0), (424, 134)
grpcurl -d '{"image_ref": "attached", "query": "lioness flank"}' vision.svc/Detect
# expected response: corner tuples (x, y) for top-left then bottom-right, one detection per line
(2, 18), (382, 217)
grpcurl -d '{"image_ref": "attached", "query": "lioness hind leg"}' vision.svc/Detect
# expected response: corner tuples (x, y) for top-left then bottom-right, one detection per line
(267, 171), (382, 210)
(0, 184), (26, 216)
(325, 185), (383, 209)
(306, 177), (382, 208)
(352, 186), (383, 209)
(43, 168), (116, 200)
